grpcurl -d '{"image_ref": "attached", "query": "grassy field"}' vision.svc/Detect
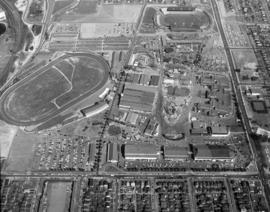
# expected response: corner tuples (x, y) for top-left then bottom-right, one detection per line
(47, 182), (72, 212)
(54, 60), (74, 81)
(6, 67), (71, 121)
(231, 49), (257, 69)
(142, 7), (156, 24)
(159, 11), (210, 31)
(0, 121), (17, 158)
(55, 4), (141, 23)
(5, 129), (43, 172)
(53, 0), (74, 15)
(73, 0), (97, 14)
(55, 56), (108, 106)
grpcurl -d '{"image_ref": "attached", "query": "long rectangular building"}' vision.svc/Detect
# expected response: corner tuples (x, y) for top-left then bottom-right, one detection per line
(119, 87), (155, 113)
(106, 143), (119, 163)
(124, 143), (160, 160)
(194, 144), (234, 162)
(164, 145), (189, 161)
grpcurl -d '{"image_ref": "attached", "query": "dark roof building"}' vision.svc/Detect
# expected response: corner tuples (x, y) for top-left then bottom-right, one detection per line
(194, 144), (234, 161)
(81, 101), (109, 117)
(106, 143), (119, 163)
(149, 75), (160, 86)
(88, 143), (96, 164)
(251, 100), (268, 113)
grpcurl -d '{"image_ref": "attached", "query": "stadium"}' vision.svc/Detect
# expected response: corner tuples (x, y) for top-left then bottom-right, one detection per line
(158, 7), (211, 32)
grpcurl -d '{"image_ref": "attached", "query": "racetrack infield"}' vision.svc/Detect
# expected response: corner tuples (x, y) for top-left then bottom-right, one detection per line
(0, 53), (110, 126)
(159, 10), (211, 31)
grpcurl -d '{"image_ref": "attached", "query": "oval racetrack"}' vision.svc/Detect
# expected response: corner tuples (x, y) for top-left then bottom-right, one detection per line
(0, 52), (110, 126)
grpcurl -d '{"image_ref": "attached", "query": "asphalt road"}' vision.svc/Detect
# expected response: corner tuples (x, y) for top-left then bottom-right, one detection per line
(0, 170), (259, 178)
(210, 0), (270, 207)
(0, 0), (24, 87)
(0, 52), (110, 126)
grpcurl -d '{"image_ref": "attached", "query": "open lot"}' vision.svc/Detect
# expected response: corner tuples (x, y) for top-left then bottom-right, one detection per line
(231, 49), (257, 69)
(5, 129), (44, 172)
(55, 4), (141, 23)
(53, 0), (75, 15)
(47, 181), (72, 212)
(0, 53), (110, 126)
(0, 121), (17, 158)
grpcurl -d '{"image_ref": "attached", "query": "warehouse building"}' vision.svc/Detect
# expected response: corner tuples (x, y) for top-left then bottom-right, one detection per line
(123, 143), (160, 160)
(87, 143), (96, 165)
(194, 144), (234, 162)
(81, 101), (109, 117)
(106, 143), (119, 163)
(164, 145), (189, 161)
(211, 126), (229, 137)
(119, 86), (155, 113)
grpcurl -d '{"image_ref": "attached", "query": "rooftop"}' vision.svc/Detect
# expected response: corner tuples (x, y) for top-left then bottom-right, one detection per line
(195, 144), (233, 160)
(164, 145), (189, 159)
(124, 143), (159, 156)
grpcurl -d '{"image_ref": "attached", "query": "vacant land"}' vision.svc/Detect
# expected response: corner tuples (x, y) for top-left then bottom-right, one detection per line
(53, 0), (74, 15)
(0, 121), (17, 158)
(55, 4), (141, 23)
(231, 49), (257, 69)
(73, 0), (97, 14)
(5, 129), (43, 172)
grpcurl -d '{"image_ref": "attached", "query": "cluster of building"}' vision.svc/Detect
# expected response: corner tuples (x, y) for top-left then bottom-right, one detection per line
(230, 179), (269, 212)
(1, 178), (39, 211)
(121, 143), (234, 162)
(125, 72), (159, 86)
(190, 120), (230, 136)
(223, 0), (234, 12)
(238, 0), (268, 23)
(118, 179), (152, 212)
(155, 180), (191, 212)
(163, 41), (201, 65)
(242, 85), (270, 137)
(247, 25), (270, 79)
(193, 180), (231, 211)
(80, 178), (114, 212)
(113, 110), (160, 139)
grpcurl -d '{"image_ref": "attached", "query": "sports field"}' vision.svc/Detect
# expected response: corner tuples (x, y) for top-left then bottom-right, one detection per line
(47, 182), (72, 212)
(0, 53), (110, 126)
(159, 10), (211, 31)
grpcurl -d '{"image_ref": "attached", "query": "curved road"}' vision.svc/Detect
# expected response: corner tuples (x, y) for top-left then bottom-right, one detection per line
(0, 0), (24, 87)
(0, 52), (110, 126)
